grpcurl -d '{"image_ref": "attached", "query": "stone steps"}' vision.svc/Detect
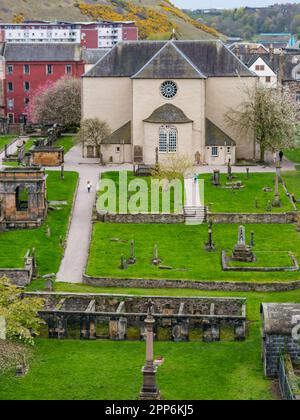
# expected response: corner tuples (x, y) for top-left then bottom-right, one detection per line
(184, 206), (207, 225)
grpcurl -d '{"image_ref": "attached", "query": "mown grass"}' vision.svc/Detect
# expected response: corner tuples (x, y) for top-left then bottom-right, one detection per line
(5, 285), (300, 400)
(0, 171), (78, 274)
(86, 223), (300, 282)
(284, 148), (300, 163)
(99, 171), (184, 214)
(0, 135), (16, 152)
(200, 172), (293, 213)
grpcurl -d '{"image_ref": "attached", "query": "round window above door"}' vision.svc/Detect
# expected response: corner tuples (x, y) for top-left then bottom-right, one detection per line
(160, 81), (178, 99)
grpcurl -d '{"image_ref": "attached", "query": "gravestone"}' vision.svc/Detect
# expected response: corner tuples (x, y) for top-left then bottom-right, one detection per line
(205, 221), (216, 251)
(227, 159), (233, 181)
(127, 240), (136, 265)
(250, 231), (255, 247)
(272, 175), (282, 208)
(119, 255), (128, 270)
(246, 168), (250, 180)
(152, 244), (162, 266)
(232, 226), (255, 262)
(212, 170), (221, 186)
(195, 151), (201, 165)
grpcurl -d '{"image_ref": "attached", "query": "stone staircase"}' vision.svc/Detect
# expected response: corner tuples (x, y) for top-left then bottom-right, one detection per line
(184, 205), (207, 225)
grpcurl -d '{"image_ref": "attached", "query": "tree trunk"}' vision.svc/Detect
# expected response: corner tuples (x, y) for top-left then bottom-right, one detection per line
(259, 145), (265, 164)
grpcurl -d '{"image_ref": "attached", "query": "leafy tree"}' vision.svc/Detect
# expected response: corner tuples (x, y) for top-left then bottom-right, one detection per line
(77, 118), (111, 162)
(0, 277), (44, 345)
(152, 154), (194, 181)
(225, 84), (298, 163)
(29, 77), (81, 129)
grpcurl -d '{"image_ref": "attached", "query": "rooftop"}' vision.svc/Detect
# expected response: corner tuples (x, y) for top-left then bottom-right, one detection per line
(4, 43), (82, 62)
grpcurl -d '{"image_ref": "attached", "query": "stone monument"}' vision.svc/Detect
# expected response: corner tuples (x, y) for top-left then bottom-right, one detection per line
(205, 221), (216, 251)
(212, 170), (221, 186)
(139, 301), (161, 400)
(232, 226), (255, 262)
(127, 240), (136, 265)
(272, 174), (282, 208)
(152, 244), (161, 266)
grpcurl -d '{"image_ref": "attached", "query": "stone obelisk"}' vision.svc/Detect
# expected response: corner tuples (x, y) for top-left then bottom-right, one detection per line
(139, 301), (161, 400)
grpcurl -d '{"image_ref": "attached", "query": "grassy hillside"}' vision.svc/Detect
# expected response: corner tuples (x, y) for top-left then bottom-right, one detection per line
(0, 0), (221, 40)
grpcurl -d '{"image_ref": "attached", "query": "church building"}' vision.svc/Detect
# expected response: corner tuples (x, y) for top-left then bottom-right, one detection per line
(82, 40), (257, 166)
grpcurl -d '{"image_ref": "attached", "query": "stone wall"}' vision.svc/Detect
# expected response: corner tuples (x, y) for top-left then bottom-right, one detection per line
(208, 212), (298, 224)
(263, 335), (300, 378)
(83, 274), (300, 292)
(97, 212), (185, 224)
(30, 148), (64, 167)
(0, 269), (32, 287)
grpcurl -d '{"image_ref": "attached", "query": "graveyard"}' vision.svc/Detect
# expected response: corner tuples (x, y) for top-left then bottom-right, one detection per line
(0, 171), (78, 275)
(86, 223), (300, 282)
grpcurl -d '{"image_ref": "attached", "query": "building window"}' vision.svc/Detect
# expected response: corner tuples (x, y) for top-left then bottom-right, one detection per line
(24, 64), (30, 75)
(24, 81), (30, 92)
(8, 113), (14, 124)
(226, 146), (231, 154)
(265, 76), (271, 83)
(296, 92), (300, 102)
(116, 146), (120, 154)
(66, 64), (72, 74)
(7, 98), (14, 109)
(24, 98), (30, 106)
(7, 82), (13, 92)
(7, 64), (13, 74)
(211, 146), (219, 157)
(255, 65), (265, 71)
(159, 126), (177, 153)
(46, 64), (53, 75)
(160, 80), (178, 99)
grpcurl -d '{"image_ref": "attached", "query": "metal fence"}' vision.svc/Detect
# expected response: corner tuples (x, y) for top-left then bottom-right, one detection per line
(278, 356), (296, 400)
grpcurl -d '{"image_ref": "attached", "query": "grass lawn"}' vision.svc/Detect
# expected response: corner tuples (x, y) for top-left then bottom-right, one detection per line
(99, 171), (184, 213)
(283, 171), (300, 208)
(86, 223), (300, 282)
(55, 135), (75, 154)
(200, 172), (293, 213)
(5, 285), (300, 400)
(284, 148), (300, 163)
(0, 171), (78, 274)
(0, 135), (16, 151)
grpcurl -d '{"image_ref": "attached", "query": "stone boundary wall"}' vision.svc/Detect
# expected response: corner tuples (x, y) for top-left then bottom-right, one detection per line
(208, 212), (298, 224)
(96, 212), (185, 224)
(0, 251), (35, 287)
(83, 274), (300, 292)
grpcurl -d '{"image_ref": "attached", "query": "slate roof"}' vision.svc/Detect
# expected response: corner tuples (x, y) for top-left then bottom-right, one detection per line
(205, 119), (236, 147)
(144, 104), (193, 124)
(82, 48), (110, 65)
(4, 43), (82, 62)
(133, 42), (206, 79)
(85, 40), (254, 78)
(102, 121), (131, 144)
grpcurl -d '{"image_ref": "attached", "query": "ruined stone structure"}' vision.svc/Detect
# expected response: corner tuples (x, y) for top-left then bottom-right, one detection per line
(0, 167), (47, 229)
(30, 146), (64, 167)
(261, 303), (300, 378)
(24, 292), (247, 342)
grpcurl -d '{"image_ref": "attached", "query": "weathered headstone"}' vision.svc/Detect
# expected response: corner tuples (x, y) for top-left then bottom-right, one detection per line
(272, 175), (282, 208)
(227, 159), (233, 181)
(246, 168), (250, 180)
(205, 220), (216, 251)
(119, 254), (128, 270)
(250, 231), (255, 247)
(152, 244), (161, 266)
(232, 225), (255, 262)
(127, 240), (136, 265)
(212, 170), (221, 186)
(266, 200), (272, 212)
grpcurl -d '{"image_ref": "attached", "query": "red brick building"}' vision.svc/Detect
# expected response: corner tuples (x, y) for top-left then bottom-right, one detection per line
(4, 43), (84, 124)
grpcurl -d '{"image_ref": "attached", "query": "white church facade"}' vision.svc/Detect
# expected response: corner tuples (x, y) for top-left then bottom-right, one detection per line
(82, 40), (257, 166)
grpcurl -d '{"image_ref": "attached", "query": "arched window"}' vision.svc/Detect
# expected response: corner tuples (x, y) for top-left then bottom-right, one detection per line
(159, 126), (177, 154)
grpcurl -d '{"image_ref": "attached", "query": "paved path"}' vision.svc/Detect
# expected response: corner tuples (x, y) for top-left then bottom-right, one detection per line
(56, 145), (132, 283)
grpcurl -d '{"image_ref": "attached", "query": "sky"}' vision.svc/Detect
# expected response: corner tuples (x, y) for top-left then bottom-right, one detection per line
(173, 0), (300, 9)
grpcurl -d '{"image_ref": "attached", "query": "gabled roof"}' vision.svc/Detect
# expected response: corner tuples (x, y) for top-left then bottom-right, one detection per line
(85, 40), (255, 78)
(133, 42), (206, 79)
(4, 43), (82, 62)
(82, 48), (110, 65)
(102, 121), (131, 144)
(205, 119), (236, 147)
(144, 104), (193, 124)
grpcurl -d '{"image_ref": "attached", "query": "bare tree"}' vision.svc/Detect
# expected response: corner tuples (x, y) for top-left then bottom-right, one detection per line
(77, 118), (111, 162)
(29, 77), (81, 129)
(225, 84), (298, 163)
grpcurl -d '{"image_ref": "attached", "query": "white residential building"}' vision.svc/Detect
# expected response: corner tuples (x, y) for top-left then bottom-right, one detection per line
(249, 56), (277, 87)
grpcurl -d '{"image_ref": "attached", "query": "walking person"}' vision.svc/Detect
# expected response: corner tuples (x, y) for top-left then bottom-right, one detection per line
(279, 150), (284, 163)
(87, 181), (92, 193)
(273, 151), (277, 165)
